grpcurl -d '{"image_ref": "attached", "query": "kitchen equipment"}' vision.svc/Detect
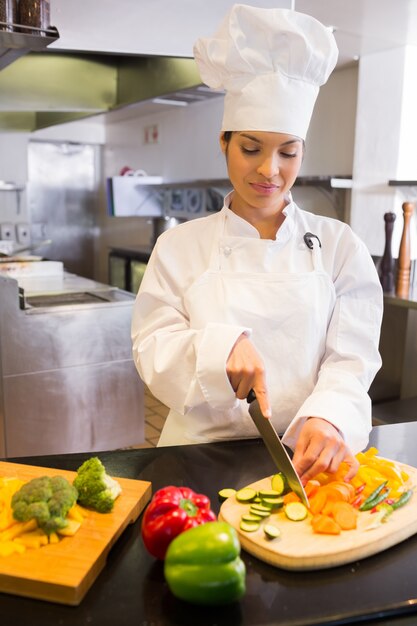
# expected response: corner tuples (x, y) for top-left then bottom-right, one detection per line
(0, 275), (144, 457)
(0, 0), (17, 32)
(0, 461), (151, 604)
(247, 391), (308, 506)
(219, 459), (417, 571)
(0, 239), (52, 258)
(152, 215), (184, 244)
(18, 0), (50, 35)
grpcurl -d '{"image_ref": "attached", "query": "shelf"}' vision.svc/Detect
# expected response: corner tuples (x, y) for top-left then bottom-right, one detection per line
(107, 175), (352, 221)
(383, 290), (417, 310)
(111, 176), (350, 189)
(0, 182), (24, 192)
(294, 176), (352, 189)
(0, 25), (59, 71)
(388, 180), (417, 187)
(294, 176), (352, 220)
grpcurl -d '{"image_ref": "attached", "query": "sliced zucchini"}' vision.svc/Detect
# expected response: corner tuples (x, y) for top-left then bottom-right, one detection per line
(262, 497), (284, 509)
(250, 503), (272, 513)
(271, 472), (289, 495)
(264, 524), (281, 540)
(249, 507), (270, 518)
(284, 502), (308, 522)
(253, 496), (262, 503)
(240, 519), (260, 532)
(259, 489), (281, 499)
(241, 513), (263, 523)
(236, 487), (257, 503)
(218, 488), (237, 502)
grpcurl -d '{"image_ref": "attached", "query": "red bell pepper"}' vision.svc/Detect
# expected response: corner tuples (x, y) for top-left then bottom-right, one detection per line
(141, 485), (217, 559)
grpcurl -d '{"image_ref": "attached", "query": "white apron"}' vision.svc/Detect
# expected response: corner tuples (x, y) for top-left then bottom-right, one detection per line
(158, 214), (336, 446)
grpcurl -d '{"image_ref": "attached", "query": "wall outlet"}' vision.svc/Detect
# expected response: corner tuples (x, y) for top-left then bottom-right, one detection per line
(16, 223), (31, 245)
(0, 223), (15, 241)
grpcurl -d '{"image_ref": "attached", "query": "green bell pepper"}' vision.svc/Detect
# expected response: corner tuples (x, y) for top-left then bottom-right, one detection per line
(164, 521), (246, 605)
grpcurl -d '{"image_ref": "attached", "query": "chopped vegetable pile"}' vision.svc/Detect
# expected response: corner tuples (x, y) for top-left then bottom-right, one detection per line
(0, 476), (87, 556)
(12, 475), (78, 535)
(0, 457), (122, 557)
(221, 447), (414, 538)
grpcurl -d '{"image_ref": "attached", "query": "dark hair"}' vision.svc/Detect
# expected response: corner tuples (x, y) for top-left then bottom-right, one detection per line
(222, 130), (305, 159)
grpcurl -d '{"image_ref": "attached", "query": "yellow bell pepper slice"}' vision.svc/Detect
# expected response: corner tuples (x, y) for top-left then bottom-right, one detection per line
(364, 446), (379, 457)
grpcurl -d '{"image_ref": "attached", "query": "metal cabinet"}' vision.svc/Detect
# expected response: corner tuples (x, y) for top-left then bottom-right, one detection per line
(0, 275), (145, 457)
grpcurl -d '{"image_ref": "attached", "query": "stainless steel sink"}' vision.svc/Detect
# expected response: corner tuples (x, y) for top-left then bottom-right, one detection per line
(24, 288), (134, 310)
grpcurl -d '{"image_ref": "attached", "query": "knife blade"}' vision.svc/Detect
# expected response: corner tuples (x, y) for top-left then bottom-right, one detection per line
(247, 392), (309, 507)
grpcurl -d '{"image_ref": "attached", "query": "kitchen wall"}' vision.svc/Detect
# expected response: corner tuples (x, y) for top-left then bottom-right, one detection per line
(0, 118), (105, 264)
(98, 64), (358, 282)
(0, 133), (29, 239)
(104, 65), (357, 180)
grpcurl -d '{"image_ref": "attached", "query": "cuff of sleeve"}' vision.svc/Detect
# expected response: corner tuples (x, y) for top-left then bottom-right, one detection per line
(196, 323), (251, 410)
(281, 373), (372, 454)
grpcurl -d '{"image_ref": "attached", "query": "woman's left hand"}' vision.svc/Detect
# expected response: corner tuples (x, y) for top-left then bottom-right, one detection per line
(292, 417), (359, 485)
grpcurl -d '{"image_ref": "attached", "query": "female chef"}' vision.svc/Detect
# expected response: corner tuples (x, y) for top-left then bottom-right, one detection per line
(131, 5), (383, 484)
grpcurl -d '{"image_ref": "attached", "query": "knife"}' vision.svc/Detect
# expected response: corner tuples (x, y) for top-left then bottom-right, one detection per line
(247, 390), (309, 507)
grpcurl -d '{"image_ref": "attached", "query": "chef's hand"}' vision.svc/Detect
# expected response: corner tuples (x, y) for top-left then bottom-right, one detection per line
(226, 334), (271, 418)
(292, 417), (359, 485)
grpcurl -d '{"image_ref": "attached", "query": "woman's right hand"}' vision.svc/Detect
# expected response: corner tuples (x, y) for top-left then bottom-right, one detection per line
(226, 334), (271, 418)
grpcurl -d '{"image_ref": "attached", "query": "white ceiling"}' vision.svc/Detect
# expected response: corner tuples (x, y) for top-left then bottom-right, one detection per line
(50, 0), (417, 67)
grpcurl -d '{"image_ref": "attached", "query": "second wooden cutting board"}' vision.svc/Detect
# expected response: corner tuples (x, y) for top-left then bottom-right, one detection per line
(0, 461), (152, 605)
(219, 460), (417, 571)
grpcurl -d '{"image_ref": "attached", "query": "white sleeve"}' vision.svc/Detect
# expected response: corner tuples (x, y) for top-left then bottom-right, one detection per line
(131, 238), (250, 414)
(282, 234), (383, 453)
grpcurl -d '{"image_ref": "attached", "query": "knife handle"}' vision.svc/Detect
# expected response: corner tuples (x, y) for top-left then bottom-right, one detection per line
(247, 389), (256, 404)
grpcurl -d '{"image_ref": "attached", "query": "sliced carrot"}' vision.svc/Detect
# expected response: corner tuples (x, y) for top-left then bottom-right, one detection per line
(321, 500), (337, 516)
(283, 492), (301, 504)
(308, 490), (328, 515)
(331, 481), (355, 501)
(322, 483), (351, 503)
(311, 514), (341, 535)
(331, 502), (358, 530)
(305, 480), (320, 498)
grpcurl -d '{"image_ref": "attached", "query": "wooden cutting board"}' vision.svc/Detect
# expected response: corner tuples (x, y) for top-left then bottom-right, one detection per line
(0, 461), (151, 605)
(219, 460), (417, 571)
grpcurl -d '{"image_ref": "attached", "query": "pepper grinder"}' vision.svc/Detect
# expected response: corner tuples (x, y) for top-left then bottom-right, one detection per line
(395, 201), (415, 298)
(379, 212), (396, 293)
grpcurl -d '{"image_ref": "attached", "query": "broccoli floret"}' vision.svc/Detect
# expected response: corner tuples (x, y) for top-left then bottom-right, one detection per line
(73, 457), (122, 513)
(11, 475), (78, 535)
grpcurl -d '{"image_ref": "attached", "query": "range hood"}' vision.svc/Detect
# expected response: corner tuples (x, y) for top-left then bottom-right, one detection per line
(0, 49), (223, 132)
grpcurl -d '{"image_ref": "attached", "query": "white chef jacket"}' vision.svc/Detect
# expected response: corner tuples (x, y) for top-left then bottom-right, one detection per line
(131, 194), (383, 451)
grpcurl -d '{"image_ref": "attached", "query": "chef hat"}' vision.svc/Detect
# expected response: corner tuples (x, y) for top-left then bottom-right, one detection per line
(193, 4), (338, 139)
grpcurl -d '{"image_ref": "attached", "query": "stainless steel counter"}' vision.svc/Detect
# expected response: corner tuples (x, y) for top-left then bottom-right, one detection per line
(0, 274), (144, 457)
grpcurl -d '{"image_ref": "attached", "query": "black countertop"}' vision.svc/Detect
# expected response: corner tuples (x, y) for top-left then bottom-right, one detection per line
(3, 423), (417, 626)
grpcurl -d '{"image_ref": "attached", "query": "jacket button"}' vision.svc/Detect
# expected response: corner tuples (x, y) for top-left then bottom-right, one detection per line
(223, 246), (232, 257)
